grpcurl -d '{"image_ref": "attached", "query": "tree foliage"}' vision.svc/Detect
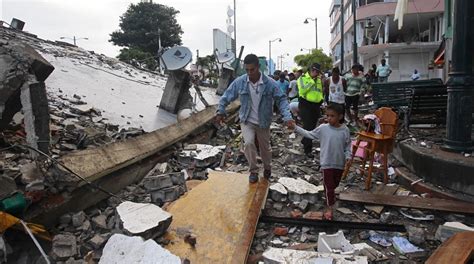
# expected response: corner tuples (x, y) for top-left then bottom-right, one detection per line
(110, 2), (183, 69)
(117, 47), (157, 70)
(294, 49), (333, 73)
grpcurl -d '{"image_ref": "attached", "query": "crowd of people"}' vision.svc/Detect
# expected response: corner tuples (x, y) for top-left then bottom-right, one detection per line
(216, 54), (394, 220)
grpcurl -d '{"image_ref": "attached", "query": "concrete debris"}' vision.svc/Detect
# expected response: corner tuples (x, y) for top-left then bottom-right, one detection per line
(277, 177), (323, 203)
(19, 161), (43, 185)
(51, 234), (77, 261)
(71, 211), (86, 228)
(269, 183), (288, 202)
(88, 234), (107, 250)
(0, 175), (17, 200)
(317, 231), (355, 255)
(435, 222), (474, 242)
(99, 234), (181, 264)
(406, 225), (426, 245)
(116, 201), (172, 239)
(262, 247), (368, 264)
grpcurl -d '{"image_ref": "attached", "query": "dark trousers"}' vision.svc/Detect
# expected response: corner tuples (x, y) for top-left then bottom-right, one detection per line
(298, 97), (321, 154)
(322, 169), (343, 206)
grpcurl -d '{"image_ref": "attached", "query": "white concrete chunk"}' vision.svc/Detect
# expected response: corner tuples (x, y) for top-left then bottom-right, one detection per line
(262, 247), (368, 264)
(116, 201), (172, 235)
(270, 183), (288, 195)
(99, 234), (180, 264)
(180, 144), (226, 160)
(278, 177), (324, 195)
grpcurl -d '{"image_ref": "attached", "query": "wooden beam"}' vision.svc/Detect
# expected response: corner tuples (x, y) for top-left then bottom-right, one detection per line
(339, 192), (474, 215)
(58, 102), (239, 187)
(425, 232), (474, 264)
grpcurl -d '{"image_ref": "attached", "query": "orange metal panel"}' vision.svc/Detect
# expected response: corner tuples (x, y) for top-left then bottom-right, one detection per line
(165, 171), (268, 263)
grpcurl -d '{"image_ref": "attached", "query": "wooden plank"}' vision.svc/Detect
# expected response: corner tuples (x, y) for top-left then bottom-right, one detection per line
(339, 192), (474, 214)
(58, 102), (239, 187)
(425, 232), (474, 264)
(364, 184), (398, 215)
(164, 171), (269, 263)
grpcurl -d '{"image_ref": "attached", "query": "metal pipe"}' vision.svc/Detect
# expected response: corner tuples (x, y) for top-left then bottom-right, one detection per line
(352, 0), (358, 64)
(340, 0), (344, 72)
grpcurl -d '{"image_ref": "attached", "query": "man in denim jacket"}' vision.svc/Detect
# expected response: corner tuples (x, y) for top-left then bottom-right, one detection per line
(216, 54), (295, 183)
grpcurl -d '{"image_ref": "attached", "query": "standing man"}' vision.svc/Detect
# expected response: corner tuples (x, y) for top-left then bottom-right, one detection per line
(376, 59), (392, 83)
(216, 54), (295, 183)
(345, 64), (366, 126)
(298, 63), (324, 158)
(324, 67), (347, 123)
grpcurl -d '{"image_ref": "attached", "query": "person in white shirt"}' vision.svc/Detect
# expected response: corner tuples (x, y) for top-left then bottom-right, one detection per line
(411, 69), (420, 81)
(324, 67), (347, 123)
(376, 59), (392, 83)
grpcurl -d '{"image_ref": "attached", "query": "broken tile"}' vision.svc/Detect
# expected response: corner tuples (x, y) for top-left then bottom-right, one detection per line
(51, 234), (77, 261)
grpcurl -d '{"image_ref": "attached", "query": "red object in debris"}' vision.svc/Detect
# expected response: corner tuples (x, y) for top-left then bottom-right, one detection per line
(290, 210), (303, 218)
(303, 211), (324, 220)
(273, 227), (289, 236)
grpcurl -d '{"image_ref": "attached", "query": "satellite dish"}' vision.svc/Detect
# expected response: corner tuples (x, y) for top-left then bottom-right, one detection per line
(216, 51), (235, 64)
(227, 6), (234, 17)
(160, 46), (193, 71)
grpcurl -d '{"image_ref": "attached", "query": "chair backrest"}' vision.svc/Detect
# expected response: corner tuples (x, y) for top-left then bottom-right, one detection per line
(374, 107), (398, 138)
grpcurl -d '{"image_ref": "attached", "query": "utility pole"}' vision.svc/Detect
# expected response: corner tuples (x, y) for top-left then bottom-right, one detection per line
(233, 0), (237, 55)
(352, 0), (358, 65)
(340, 0), (344, 72)
(443, 0), (473, 152)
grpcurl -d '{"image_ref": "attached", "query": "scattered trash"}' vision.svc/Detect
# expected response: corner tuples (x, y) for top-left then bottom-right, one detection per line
(435, 222), (474, 242)
(368, 231), (392, 247)
(262, 247), (368, 264)
(392, 236), (424, 254)
(318, 230), (355, 255)
(399, 209), (434, 221)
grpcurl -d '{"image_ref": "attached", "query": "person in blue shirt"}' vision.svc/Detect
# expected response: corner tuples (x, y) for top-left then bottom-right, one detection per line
(216, 54), (295, 183)
(277, 72), (290, 95)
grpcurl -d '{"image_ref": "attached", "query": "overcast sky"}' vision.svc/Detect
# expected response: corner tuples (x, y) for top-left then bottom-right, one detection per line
(1, 0), (332, 69)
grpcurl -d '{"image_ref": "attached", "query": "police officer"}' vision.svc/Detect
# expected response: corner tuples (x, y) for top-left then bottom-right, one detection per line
(298, 63), (324, 158)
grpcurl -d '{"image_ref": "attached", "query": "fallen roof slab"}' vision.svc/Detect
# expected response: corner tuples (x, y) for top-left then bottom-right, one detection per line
(164, 170), (269, 263)
(57, 102), (239, 188)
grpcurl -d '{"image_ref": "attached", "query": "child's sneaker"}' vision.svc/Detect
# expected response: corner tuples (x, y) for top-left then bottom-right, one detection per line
(323, 209), (333, 220)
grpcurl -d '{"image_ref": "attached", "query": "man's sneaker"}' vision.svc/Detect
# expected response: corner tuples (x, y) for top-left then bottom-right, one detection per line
(263, 169), (271, 179)
(249, 173), (259, 183)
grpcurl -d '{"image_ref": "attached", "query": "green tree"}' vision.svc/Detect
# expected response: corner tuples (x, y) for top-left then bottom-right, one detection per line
(110, 2), (183, 69)
(294, 48), (333, 73)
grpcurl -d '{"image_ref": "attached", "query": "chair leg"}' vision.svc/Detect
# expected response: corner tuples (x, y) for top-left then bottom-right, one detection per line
(342, 139), (360, 180)
(366, 151), (375, 190)
(383, 151), (389, 184)
(360, 147), (369, 177)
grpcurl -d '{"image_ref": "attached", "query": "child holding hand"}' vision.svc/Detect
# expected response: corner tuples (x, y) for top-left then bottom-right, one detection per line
(294, 103), (351, 220)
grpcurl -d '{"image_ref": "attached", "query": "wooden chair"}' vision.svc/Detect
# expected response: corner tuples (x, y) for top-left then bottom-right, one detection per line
(343, 107), (398, 190)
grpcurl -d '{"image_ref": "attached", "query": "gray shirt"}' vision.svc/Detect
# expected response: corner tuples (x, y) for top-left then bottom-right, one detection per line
(295, 124), (351, 169)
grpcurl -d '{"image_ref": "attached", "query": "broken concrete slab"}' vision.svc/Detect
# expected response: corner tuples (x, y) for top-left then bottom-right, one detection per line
(116, 201), (172, 239)
(318, 230), (355, 255)
(19, 161), (43, 184)
(269, 183), (288, 202)
(99, 234), (180, 264)
(262, 247), (368, 264)
(278, 177), (324, 203)
(51, 234), (77, 261)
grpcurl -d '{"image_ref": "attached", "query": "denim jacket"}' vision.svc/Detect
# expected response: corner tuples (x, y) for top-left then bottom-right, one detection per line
(217, 73), (293, 128)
